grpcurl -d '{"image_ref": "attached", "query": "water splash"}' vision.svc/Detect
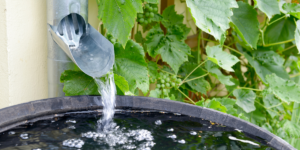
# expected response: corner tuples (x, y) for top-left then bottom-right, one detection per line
(94, 72), (116, 132)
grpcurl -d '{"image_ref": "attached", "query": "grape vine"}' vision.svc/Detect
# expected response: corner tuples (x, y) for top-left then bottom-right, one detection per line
(61, 0), (300, 148)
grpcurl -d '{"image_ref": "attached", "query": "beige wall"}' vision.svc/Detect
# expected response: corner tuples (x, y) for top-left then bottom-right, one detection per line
(0, 0), (9, 108)
(0, 0), (100, 109)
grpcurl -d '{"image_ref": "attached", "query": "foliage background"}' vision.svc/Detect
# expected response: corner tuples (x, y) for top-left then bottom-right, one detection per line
(61, 0), (300, 148)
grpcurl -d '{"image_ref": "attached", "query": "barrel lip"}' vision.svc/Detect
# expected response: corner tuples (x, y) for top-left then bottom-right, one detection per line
(0, 96), (295, 150)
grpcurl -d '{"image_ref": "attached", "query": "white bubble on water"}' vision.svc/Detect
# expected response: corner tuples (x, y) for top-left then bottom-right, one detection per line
(167, 128), (174, 132)
(123, 144), (137, 149)
(134, 129), (153, 141)
(190, 131), (197, 135)
(155, 120), (162, 125)
(167, 134), (177, 139)
(66, 120), (76, 124)
(68, 126), (76, 129)
(178, 139), (186, 144)
(81, 128), (155, 149)
(63, 139), (84, 148)
(8, 131), (15, 135)
(20, 133), (29, 140)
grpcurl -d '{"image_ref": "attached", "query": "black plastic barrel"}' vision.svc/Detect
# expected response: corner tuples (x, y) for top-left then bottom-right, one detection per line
(0, 96), (295, 150)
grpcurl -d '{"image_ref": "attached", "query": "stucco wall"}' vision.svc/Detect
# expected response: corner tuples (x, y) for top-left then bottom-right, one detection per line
(0, 0), (99, 109)
(0, 0), (9, 108)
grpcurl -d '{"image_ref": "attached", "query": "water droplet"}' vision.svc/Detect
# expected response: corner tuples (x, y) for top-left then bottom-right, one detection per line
(167, 134), (177, 139)
(190, 131), (197, 135)
(167, 128), (174, 132)
(90, 58), (94, 61)
(178, 139), (186, 144)
(155, 120), (162, 125)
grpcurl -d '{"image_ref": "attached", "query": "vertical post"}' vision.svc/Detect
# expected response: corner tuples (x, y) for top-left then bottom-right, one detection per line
(47, 0), (88, 98)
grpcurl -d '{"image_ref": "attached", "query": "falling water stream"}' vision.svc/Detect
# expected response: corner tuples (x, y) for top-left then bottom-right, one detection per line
(94, 72), (117, 132)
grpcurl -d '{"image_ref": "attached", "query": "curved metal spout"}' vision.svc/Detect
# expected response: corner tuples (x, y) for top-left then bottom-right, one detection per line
(47, 0), (114, 98)
(49, 20), (114, 78)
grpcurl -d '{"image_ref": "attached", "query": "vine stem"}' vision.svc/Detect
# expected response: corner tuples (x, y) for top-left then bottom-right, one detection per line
(268, 15), (286, 26)
(237, 87), (263, 92)
(255, 101), (281, 116)
(264, 39), (295, 47)
(197, 30), (202, 64)
(178, 89), (196, 105)
(199, 37), (243, 55)
(159, 69), (179, 77)
(290, 73), (300, 78)
(182, 73), (209, 84)
(282, 45), (296, 53)
(267, 102), (284, 109)
(182, 59), (208, 83)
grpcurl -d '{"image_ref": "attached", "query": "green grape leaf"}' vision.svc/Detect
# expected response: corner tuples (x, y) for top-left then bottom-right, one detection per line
(206, 45), (239, 72)
(282, 3), (300, 19)
(149, 89), (161, 98)
(266, 74), (300, 103)
(131, 0), (143, 13)
(218, 98), (237, 115)
(196, 98), (235, 114)
(254, 0), (280, 19)
(135, 31), (146, 44)
(162, 5), (184, 28)
(146, 25), (191, 73)
(244, 50), (289, 83)
(167, 24), (191, 41)
(97, 0), (106, 19)
(205, 61), (234, 85)
(264, 15), (296, 45)
(114, 74), (130, 94)
(114, 40), (149, 94)
(207, 100), (227, 113)
(230, 2), (260, 49)
(101, 0), (143, 46)
(145, 25), (165, 57)
(180, 62), (210, 95)
(295, 20), (300, 54)
(263, 94), (284, 118)
(238, 113), (250, 122)
(245, 105), (267, 125)
(144, 0), (159, 4)
(162, 6), (191, 40)
(148, 61), (159, 81)
(233, 89), (256, 113)
(60, 70), (130, 96)
(186, 0), (238, 44)
(60, 70), (99, 96)
(281, 120), (300, 138)
(225, 78), (239, 94)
